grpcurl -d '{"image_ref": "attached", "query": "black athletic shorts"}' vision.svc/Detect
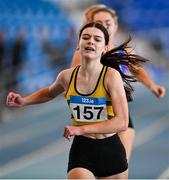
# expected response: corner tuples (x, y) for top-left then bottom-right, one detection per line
(68, 134), (128, 177)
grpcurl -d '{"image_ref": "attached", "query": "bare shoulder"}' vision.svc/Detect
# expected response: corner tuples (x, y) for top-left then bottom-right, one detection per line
(49, 68), (75, 95)
(104, 67), (123, 90)
(104, 67), (125, 98)
(59, 68), (74, 77)
(58, 68), (74, 84)
(106, 67), (122, 80)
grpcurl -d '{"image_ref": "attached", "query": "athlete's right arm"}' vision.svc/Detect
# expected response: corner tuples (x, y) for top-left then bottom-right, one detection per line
(6, 69), (72, 107)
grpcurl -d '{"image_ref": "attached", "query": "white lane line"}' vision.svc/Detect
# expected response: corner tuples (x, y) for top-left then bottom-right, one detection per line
(134, 115), (169, 179)
(158, 166), (169, 179)
(0, 138), (71, 178)
(0, 117), (60, 150)
(133, 115), (169, 149)
(0, 100), (68, 150)
(1, 95), (67, 132)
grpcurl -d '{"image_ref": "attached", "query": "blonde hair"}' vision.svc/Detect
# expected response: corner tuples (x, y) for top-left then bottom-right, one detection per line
(83, 5), (118, 25)
(91, 7), (118, 24)
(83, 4), (106, 23)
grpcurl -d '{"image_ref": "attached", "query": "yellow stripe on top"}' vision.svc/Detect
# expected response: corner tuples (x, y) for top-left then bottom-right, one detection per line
(65, 65), (114, 126)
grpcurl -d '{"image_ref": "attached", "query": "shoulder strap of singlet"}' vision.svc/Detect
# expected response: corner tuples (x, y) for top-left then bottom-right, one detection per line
(96, 66), (108, 89)
(65, 65), (80, 97)
(101, 66), (108, 81)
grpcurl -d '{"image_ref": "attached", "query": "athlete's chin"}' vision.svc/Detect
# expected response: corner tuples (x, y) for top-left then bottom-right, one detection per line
(83, 54), (95, 60)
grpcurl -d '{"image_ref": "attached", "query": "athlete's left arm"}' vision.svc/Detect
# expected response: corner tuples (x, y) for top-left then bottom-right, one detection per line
(129, 64), (166, 98)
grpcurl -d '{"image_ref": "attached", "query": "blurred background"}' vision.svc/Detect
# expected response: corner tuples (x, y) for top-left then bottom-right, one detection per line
(0, 0), (169, 179)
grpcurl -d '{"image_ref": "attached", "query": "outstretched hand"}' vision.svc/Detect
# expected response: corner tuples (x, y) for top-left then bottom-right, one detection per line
(6, 92), (26, 107)
(152, 85), (166, 98)
(63, 125), (84, 141)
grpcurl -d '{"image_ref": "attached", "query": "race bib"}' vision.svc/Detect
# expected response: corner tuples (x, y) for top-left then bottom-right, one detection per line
(70, 96), (107, 122)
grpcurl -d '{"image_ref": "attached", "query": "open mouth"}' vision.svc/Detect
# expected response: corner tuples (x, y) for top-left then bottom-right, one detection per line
(84, 47), (95, 52)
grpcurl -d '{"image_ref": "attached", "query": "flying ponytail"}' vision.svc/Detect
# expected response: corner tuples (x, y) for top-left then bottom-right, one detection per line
(101, 36), (148, 101)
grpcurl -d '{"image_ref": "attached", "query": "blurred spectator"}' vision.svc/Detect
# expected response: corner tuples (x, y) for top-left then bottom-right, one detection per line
(0, 31), (5, 72)
(150, 39), (169, 68)
(42, 39), (66, 69)
(0, 31), (6, 122)
(9, 32), (26, 90)
(42, 26), (76, 70)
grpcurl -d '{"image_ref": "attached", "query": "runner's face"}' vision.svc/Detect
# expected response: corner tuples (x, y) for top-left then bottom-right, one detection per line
(79, 27), (106, 60)
(93, 11), (117, 38)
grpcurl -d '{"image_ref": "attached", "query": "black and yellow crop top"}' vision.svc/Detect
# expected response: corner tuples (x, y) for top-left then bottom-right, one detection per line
(65, 65), (114, 126)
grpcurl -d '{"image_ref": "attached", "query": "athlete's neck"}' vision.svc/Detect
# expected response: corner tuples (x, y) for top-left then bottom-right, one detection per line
(79, 63), (103, 80)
